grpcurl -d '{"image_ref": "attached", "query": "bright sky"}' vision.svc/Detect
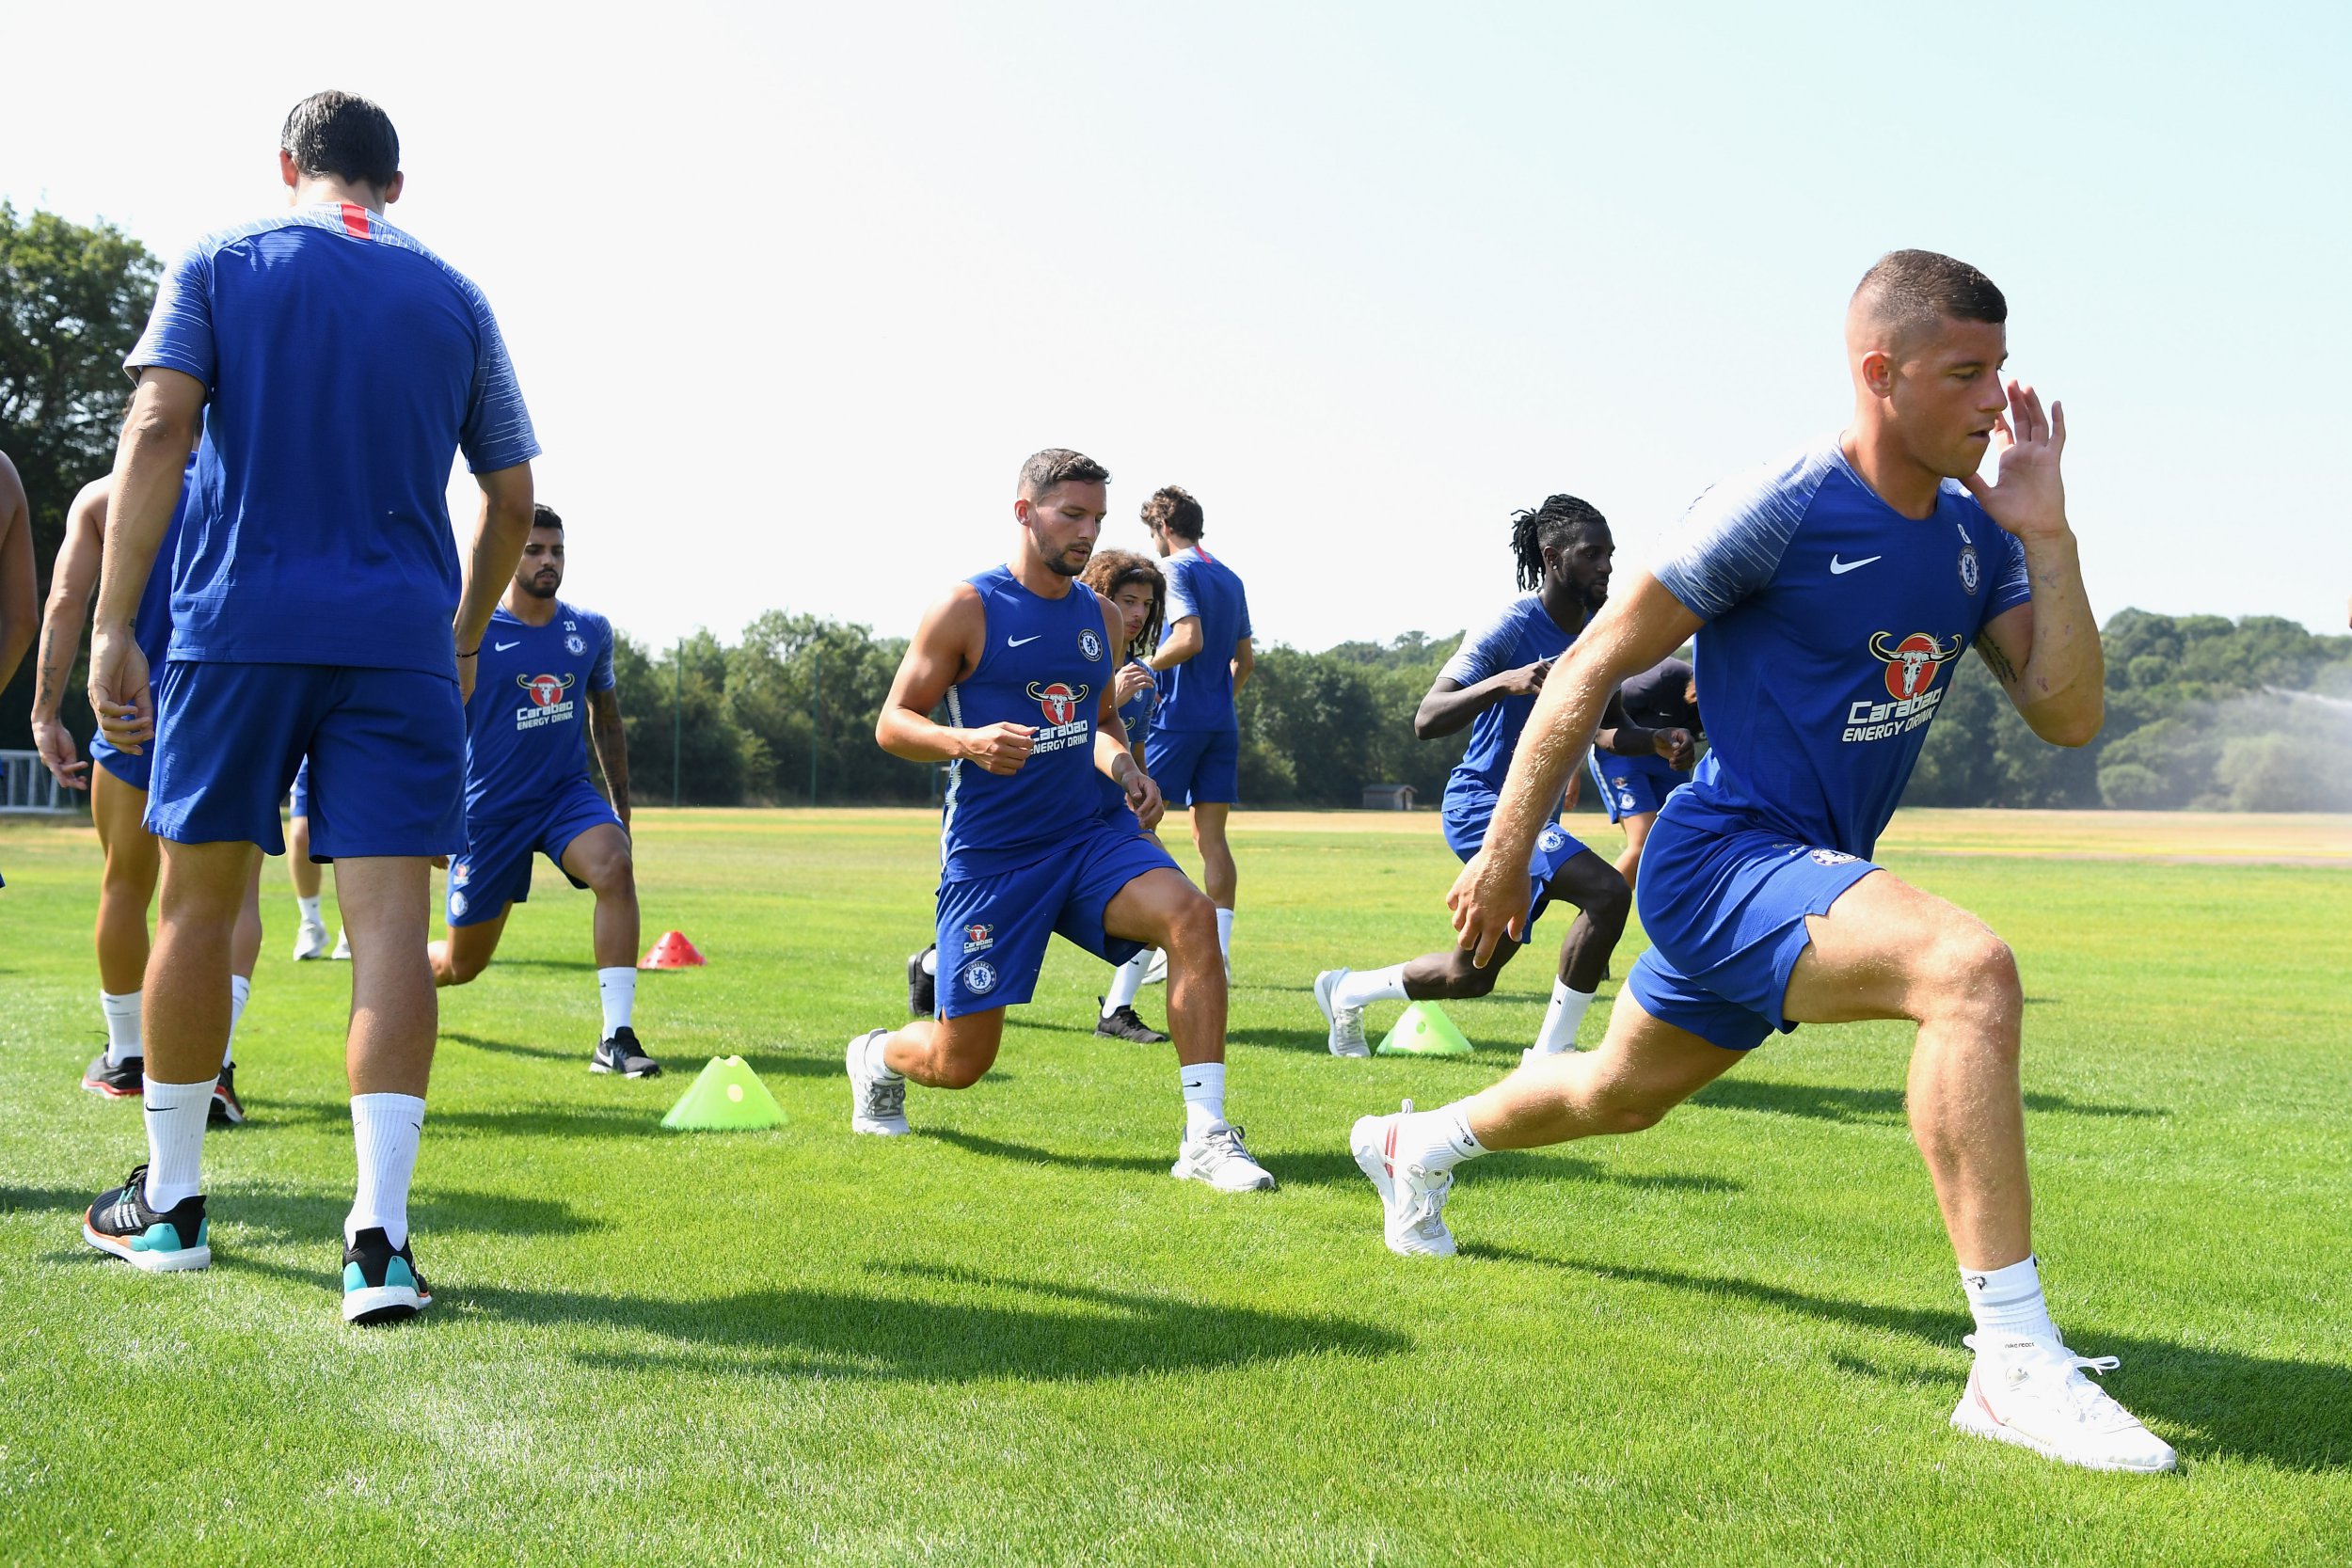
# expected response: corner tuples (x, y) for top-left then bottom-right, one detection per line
(4, 2), (2344, 653)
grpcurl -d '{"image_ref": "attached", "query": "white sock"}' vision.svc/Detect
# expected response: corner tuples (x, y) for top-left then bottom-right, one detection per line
(101, 990), (143, 1068)
(1214, 908), (1234, 958)
(1391, 1100), (1486, 1176)
(1103, 952), (1149, 1015)
(1179, 1061), (1227, 1141)
(141, 1075), (216, 1209)
(597, 967), (637, 1037)
(223, 974), (251, 1068)
(919, 946), (937, 977)
(1961, 1255), (2058, 1346)
(866, 1031), (905, 1083)
(1333, 965), (1409, 1013)
(1530, 979), (1596, 1055)
(348, 1093), (427, 1248)
(297, 895), (322, 927)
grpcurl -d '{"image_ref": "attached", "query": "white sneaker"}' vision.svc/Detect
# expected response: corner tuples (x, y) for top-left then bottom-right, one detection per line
(1142, 948), (1168, 986)
(1950, 1333), (2178, 1473)
(1519, 1044), (1578, 1068)
(1313, 969), (1370, 1057)
(845, 1029), (909, 1136)
(330, 928), (351, 960)
(1171, 1122), (1275, 1192)
(1350, 1100), (1456, 1257)
(292, 919), (330, 961)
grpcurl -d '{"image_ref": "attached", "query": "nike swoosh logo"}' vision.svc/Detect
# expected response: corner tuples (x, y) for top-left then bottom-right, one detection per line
(1828, 555), (1882, 575)
(1008, 635), (1041, 647)
(493, 641), (520, 651)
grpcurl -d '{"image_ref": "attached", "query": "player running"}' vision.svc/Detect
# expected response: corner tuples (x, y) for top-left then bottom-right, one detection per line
(287, 760), (349, 960)
(1084, 546), (1170, 1043)
(33, 466), (266, 1124)
(1586, 655), (1701, 891)
(426, 504), (654, 1078)
(1357, 251), (2171, 1472)
(846, 450), (1275, 1192)
(78, 92), (539, 1325)
(1314, 496), (1652, 1062)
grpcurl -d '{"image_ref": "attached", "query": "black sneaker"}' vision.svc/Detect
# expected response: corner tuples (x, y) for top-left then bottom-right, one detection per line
(83, 1164), (210, 1272)
(342, 1227), (431, 1324)
(81, 1053), (142, 1099)
(1093, 1001), (1170, 1044)
(592, 1026), (661, 1078)
(209, 1065), (246, 1127)
(908, 944), (937, 1016)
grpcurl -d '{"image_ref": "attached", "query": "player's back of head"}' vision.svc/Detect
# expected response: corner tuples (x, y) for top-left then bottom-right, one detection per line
(281, 91), (400, 192)
(1142, 485), (1205, 541)
(1848, 249), (2005, 356)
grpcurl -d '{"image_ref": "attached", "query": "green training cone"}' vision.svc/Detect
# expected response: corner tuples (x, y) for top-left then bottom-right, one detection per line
(1375, 1001), (1475, 1057)
(660, 1055), (788, 1131)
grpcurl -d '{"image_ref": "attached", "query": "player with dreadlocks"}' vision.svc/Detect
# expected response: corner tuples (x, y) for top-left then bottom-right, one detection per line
(1315, 494), (1667, 1060)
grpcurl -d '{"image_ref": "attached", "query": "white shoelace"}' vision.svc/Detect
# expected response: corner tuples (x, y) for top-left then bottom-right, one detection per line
(1334, 1009), (1368, 1052)
(1967, 1334), (2133, 1427)
(1399, 1164), (1452, 1237)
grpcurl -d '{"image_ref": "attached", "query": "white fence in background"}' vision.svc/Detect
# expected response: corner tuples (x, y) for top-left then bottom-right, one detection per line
(0, 751), (78, 815)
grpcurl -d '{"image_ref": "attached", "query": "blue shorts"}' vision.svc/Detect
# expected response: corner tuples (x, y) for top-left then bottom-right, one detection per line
(1145, 726), (1239, 807)
(90, 732), (151, 794)
(1587, 750), (1689, 824)
(1625, 796), (1881, 1052)
(933, 819), (1181, 1020)
(446, 775), (624, 927)
(147, 661), (465, 859)
(1441, 789), (1589, 935)
(290, 757), (312, 819)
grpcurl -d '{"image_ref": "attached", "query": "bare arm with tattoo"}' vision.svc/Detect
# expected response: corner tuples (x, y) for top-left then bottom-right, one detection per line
(585, 687), (631, 830)
(30, 479), (111, 787)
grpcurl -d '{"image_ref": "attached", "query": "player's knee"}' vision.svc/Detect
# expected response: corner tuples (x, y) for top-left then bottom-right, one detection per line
(1581, 872), (1632, 929)
(930, 1042), (996, 1089)
(1599, 1098), (1670, 1135)
(1924, 923), (2021, 1022)
(1169, 891), (1218, 954)
(1443, 952), (1500, 998)
(445, 947), (491, 985)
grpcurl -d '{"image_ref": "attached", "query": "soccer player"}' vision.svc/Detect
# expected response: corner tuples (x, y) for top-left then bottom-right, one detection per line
(1585, 655), (1701, 891)
(1314, 496), (1647, 1062)
(0, 451), (31, 697)
(1084, 546), (1170, 1043)
(287, 760), (348, 960)
(846, 450), (1275, 1192)
(426, 504), (654, 1078)
(33, 467), (266, 1123)
(78, 92), (539, 1326)
(1358, 251), (2171, 1471)
(1141, 486), (1250, 978)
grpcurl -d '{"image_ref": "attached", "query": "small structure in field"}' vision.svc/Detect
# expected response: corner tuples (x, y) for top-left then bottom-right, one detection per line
(1361, 784), (1416, 812)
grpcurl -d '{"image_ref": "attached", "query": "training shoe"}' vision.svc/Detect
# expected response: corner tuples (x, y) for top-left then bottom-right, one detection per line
(293, 918), (331, 960)
(1171, 1122), (1276, 1192)
(1093, 1002), (1169, 1044)
(1950, 1333), (2177, 1473)
(907, 945), (937, 1016)
(1350, 1100), (1456, 1257)
(81, 1053), (143, 1098)
(1313, 969), (1371, 1057)
(1141, 947), (1168, 986)
(342, 1227), (432, 1325)
(208, 1065), (246, 1127)
(847, 1029), (910, 1136)
(330, 928), (352, 960)
(83, 1164), (210, 1272)
(591, 1026), (662, 1078)
(1519, 1044), (1579, 1068)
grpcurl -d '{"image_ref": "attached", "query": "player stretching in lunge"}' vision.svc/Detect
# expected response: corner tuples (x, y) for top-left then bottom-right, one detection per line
(427, 505), (655, 1078)
(1085, 546), (1170, 1043)
(1317, 496), (1655, 1062)
(1586, 655), (1701, 892)
(1357, 251), (2172, 1471)
(847, 450), (1275, 1192)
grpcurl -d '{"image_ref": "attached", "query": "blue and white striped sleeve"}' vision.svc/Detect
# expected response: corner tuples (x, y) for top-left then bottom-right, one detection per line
(1649, 447), (1832, 622)
(1981, 523), (2032, 626)
(590, 615), (617, 692)
(125, 244), (216, 388)
(1165, 556), (1199, 622)
(457, 282), (540, 474)
(1439, 604), (1525, 687)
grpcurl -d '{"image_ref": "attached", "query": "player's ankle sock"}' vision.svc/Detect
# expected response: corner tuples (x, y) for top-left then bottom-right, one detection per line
(1214, 908), (1234, 959)
(1333, 965), (1408, 1012)
(223, 975), (252, 1068)
(347, 1093), (426, 1249)
(1391, 1100), (1486, 1175)
(101, 990), (143, 1068)
(141, 1076), (216, 1208)
(1179, 1061), (1227, 1141)
(596, 967), (637, 1036)
(866, 1032), (906, 1083)
(296, 895), (322, 926)
(1529, 979), (1596, 1055)
(1960, 1254), (2058, 1345)
(1104, 952), (1150, 1015)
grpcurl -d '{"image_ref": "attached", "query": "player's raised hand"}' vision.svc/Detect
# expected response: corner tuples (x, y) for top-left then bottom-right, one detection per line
(1446, 846), (1529, 968)
(1655, 726), (1697, 769)
(31, 716), (90, 790)
(1123, 766), (1165, 831)
(1497, 658), (1551, 698)
(1963, 379), (2068, 542)
(87, 627), (153, 753)
(961, 721), (1037, 775)
(1114, 660), (1156, 705)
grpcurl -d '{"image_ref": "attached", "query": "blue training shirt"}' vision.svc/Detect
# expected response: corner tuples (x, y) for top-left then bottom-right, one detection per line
(1438, 594), (1579, 809)
(1651, 438), (2031, 858)
(940, 566), (1117, 879)
(461, 601), (616, 825)
(126, 202), (540, 676)
(1151, 546), (1250, 733)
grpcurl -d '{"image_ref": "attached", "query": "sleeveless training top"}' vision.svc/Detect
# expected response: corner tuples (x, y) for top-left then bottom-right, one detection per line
(940, 564), (1116, 879)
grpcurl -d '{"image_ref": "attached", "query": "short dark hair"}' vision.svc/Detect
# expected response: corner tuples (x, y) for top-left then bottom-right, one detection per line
(1512, 493), (1608, 592)
(1018, 448), (1110, 500)
(1141, 485), (1204, 541)
(281, 91), (400, 191)
(1851, 249), (2006, 352)
(532, 503), (564, 531)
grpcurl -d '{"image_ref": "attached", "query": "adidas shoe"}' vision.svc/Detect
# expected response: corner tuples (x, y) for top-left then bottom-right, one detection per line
(208, 1065), (246, 1127)
(1171, 1121), (1276, 1192)
(83, 1164), (210, 1272)
(591, 1026), (662, 1078)
(81, 1053), (142, 1098)
(293, 918), (331, 960)
(342, 1227), (432, 1325)
(847, 1029), (909, 1136)
(1950, 1333), (2177, 1473)
(1093, 1002), (1169, 1044)
(1313, 969), (1370, 1057)
(330, 928), (352, 960)
(907, 945), (937, 1016)
(1350, 1100), (1456, 1257)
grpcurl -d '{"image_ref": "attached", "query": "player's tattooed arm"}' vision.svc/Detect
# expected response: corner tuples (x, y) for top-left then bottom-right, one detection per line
(1974, 628), (2020, 687)
(1964, 379), (2103, 746)
(28, 481), (108, 788)
(586, 687), (630, 827)
(0, 452), (34, 695)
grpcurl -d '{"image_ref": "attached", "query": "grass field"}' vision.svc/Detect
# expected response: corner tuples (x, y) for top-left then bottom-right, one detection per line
(3, 806), (2348, 1566)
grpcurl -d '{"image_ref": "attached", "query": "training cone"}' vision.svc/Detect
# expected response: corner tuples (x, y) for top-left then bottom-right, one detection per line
(1375, 1001), (1475, 1058)
(660, 1055), (787, 1132)
(642, 930), (706, 969)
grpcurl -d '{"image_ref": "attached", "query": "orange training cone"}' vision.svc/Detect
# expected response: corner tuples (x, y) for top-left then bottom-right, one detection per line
(641, 930), (706, 969)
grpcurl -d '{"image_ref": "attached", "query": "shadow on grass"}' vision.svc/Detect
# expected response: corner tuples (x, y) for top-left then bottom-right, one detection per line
(4, 1184), (596, 1240)
(262, 1097), (670, 1142)
(1690, 1078), (2159, 1124)
(1460, 1244), (2349, 1470)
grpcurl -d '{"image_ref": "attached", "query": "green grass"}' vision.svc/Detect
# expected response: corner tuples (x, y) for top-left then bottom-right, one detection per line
(2, 808), (2348, 1566)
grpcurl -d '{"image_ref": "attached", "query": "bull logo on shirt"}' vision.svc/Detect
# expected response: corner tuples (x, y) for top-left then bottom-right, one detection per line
(518, 672), (577, 707)
(1867, 631), (1965, 702)
(1025, 681), (1090, 726)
